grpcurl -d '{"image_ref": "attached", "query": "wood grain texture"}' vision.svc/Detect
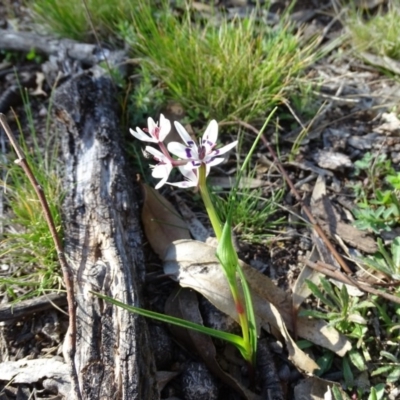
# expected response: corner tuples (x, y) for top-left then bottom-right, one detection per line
(55, 70), (159, 400)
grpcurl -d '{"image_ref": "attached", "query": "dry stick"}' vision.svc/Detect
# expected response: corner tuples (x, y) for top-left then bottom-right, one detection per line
(303, 258), (400, 305)
(227, 119), (353, 275)
(0, 114), (82, 400)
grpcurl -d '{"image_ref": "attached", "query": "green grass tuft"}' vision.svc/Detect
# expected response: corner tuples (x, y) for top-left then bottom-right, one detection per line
(32, 0), (135, 41)
(121, 1), (317, 122)
(0, 94), (63, 301)
(347, 1), (400, 60)
(33, 0), (318, 124)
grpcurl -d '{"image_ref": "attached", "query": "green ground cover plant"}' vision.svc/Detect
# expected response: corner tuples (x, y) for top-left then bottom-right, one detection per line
(352, 152), (400, 233)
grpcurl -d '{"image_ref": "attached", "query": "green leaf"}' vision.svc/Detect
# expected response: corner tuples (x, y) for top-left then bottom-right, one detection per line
(387, 172), (400, 189)
(298, 309), (329, 320)
(380, 350), (398, 363)
(306, 279), (337, 309)
(332, 385), (345, 400)
(368, 387), (378, 400)
(91, 291), (248, 355)
(348, 348), (366, 371)
(371, 365), (393, 376)
(340, 284), (350, 314)
(316, 352), (334, 376)
(347, 313), (367, 325)
(342, 357), (354, 389)
(392, 237), (400, 270)
(386, 366), (400, 383)
(370, 383), (386, 400)
(320, 278), (341, 308)
(377, 238), (395, 272)
(236, 264), (258, 366)
(354, 300), (375, 310)
(296, 339), (313, 349)
(361, 253), (392, 277)
(216, 219), (239, 281)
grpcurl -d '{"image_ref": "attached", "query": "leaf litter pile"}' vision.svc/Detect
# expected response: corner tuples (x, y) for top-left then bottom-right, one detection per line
(1, 0), (400, 399)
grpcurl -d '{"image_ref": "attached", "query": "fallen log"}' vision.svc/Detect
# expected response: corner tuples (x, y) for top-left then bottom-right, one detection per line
(55, 69), (159, 400)
(0, 29), (113, 65)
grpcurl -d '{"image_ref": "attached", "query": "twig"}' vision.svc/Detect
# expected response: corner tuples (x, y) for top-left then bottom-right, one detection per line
(0, 114), (82, 400)
(227, 119), (353, 275)
(303, 258), (400, 305)
(0, 293), (67, 321)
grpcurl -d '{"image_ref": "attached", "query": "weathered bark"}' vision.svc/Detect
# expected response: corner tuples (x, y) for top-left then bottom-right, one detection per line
(55, 70), (159, 400)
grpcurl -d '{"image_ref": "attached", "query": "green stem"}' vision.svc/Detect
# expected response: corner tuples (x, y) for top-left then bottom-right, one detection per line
(198, 164), (252, 361)
(198, 165), (222, 240)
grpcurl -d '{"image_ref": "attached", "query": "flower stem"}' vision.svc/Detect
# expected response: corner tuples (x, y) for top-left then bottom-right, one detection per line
(198, 165), (223, 240)
(198, 164), (252, 362)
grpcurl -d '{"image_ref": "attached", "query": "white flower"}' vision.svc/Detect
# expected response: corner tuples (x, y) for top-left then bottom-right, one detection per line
(130, 114), (171, 143)
(145, 146), (173, 189)
(166, 165), (199, 188)
(168, 120), (238, 174)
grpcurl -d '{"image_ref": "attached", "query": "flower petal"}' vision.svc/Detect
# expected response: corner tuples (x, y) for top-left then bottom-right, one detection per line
(179, 165), (198, 180)
(152, 163), (172, 179)
(201, 119), (218, 147)
(151, 159), (173, 189)
(147, 117), (157, 136)
(174, 121), (196, 147)
(130, 127), (156, 143)
(158, 114), (171, 142)
(167, 166), (199, 188)
(145, 146), (168, 161)
(212, 140), (238, 156)
(206, 157), (225, 167)
(167, 180), (198, 188)
(168, 142), (199, 160)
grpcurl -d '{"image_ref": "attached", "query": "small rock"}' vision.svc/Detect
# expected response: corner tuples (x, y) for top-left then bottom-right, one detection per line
(348, 133), (380, 150)
(181, 361), (219, 400)
(376, 112), (400, 135)
(299, 236), (311, 251)
(391, 152), (400, 164)
(1, 264), (9, 271)
(313, 149), (352, 170)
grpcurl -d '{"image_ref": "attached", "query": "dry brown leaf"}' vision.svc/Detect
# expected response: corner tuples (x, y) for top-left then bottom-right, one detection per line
(292, 247), (322, 316)
(164, 240), (351, 371)
(141, 184), (191, 258)
(265, 300), (319, 373)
